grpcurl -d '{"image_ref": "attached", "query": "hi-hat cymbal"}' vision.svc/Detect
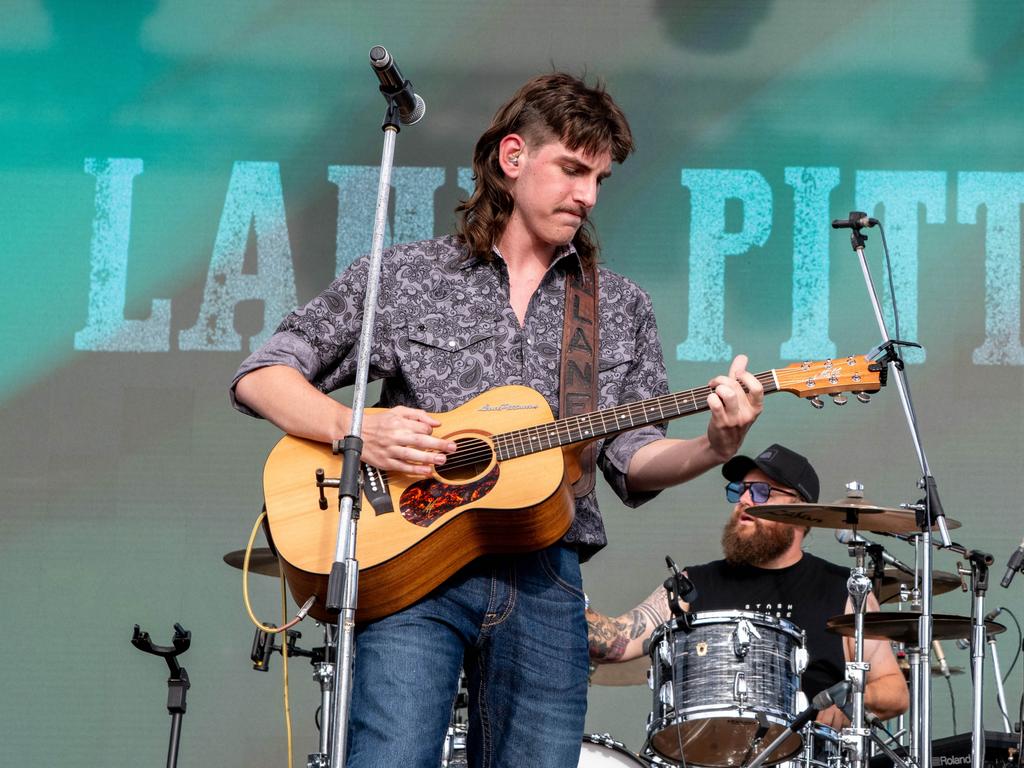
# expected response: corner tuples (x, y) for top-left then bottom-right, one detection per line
(588, 656), (650, 686)
(223, 548), (280, 577)
(877, 567), (963, 604)
(750, 498), (961, 534)
(826, 612), (1005, 645)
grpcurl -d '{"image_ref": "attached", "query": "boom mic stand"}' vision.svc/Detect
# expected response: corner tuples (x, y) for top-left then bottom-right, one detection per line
(835, 212), (953, 768)
(320, 48), (425, 768)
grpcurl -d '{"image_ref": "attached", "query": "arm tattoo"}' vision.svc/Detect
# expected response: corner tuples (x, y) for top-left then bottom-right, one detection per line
(586, 607), (630, 661)
(586, 587), (673, 661)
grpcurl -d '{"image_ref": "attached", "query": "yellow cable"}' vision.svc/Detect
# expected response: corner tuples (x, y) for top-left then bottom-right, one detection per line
(280, 558), (293, 768)
(241, 510), (296, 768)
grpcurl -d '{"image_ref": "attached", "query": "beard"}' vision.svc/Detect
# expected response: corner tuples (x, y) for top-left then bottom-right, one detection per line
(721, 512), (796, 566)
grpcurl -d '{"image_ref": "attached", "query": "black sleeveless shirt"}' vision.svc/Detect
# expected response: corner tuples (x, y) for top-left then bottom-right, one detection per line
(684, 552), (850, 698)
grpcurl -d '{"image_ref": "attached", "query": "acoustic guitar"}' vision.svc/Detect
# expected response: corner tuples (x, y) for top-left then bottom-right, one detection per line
(261, 355), (884, 623)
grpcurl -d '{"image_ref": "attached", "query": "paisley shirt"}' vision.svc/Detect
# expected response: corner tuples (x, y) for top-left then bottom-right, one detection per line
(231, 234), (669, 557)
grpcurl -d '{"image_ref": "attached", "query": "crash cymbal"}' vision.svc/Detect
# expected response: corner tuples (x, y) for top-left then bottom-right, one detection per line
(588, 656), (650, 686)
(826, 612), (1005, 645)
(751, 498), (961, 534)
(877, 567), (963, 604)
(223, 548), (280, 577)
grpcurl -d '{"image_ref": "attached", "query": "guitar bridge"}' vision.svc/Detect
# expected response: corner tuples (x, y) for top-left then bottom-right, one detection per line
(361, 464), (393, 514)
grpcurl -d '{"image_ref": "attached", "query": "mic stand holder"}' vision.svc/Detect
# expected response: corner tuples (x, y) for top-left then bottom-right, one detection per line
(842, 217), (952, 768)
(131, 623), (191, 768)
(322, 92), (410, 768)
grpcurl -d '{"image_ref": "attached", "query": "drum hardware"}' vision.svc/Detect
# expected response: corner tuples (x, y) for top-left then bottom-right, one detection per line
(131, 623), (191, 768)
(875, 567), (961, 605)
(580, 734), (651, 766)
(644, 610), (806, 767)
(745, 681), (850, 768)
(440, 676), (469, 768)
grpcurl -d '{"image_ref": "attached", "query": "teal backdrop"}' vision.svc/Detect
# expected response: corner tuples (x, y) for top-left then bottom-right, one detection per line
(2, 1), (1023, 764)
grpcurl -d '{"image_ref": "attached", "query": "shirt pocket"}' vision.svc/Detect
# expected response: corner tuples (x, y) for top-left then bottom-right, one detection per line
(407, 314), (495, 353)
(403, 314), (496, 395)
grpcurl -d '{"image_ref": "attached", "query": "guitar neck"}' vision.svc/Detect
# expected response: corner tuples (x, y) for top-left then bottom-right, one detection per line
(494, 370), (779, 461)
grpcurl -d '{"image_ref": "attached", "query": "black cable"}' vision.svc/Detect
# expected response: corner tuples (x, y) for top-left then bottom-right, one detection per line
(876, 224), (901, 340)
(945, 674), (957, 735)
(1000, 607), (1022, 685)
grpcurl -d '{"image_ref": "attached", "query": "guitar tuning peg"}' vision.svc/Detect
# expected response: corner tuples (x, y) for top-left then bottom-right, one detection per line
(855, 392), (872, 404)
(832, 395), (848, 406)
(808, 396), (825, 409)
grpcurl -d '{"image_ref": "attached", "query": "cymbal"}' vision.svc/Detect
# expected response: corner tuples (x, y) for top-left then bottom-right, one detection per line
(223, 548), (280, 577)
(751, 498), (961, 534)
(877, 567), (963, 604)
(588, 656), (650, 686)
(826, 612), (1005, 645)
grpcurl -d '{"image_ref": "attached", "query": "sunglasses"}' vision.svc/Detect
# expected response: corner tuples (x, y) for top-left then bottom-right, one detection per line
(725, 480), (794, 505)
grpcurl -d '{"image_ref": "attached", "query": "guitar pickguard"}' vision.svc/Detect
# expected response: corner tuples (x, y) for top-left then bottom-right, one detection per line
(400, 464), (500, 527)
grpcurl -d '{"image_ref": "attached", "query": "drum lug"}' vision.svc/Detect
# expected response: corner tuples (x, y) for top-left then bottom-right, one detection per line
(793, 646), (809, 675)
(733, 671), (748, 705)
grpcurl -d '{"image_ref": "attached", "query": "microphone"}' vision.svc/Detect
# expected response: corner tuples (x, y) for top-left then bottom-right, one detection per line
(836, 529), (916, 575)
(932, 639), (951, 679)
(831, 211), (879, 229)
(812, 679), (853, 711)
(368, 46), (426, 125)
(999, 538), (1024, 588)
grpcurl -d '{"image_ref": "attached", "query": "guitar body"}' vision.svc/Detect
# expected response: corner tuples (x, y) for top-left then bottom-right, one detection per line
(263, 385), (577, 624)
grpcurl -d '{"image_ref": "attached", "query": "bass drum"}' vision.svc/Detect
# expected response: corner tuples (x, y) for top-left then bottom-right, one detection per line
(579, 734), (651, 766)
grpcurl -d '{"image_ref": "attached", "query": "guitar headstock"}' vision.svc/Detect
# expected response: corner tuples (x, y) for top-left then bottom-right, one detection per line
(774, 355), (885, 406)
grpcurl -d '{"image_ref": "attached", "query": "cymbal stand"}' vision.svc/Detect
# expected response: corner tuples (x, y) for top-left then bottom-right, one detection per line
(840, 216), (953, 768)
(843, 539), (873, 768)
(310, 624), (337, 768)
(967, 550), (994, 765)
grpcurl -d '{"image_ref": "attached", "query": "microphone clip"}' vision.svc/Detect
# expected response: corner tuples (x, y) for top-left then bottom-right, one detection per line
(663, 555), (697, 620)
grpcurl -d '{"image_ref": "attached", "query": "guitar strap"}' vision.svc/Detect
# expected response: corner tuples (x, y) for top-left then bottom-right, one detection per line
(561, 260), (599, 498)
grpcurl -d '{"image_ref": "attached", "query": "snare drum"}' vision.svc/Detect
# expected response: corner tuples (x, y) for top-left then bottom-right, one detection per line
(646, 610), (807, 767)
(579, 734), (651, 766)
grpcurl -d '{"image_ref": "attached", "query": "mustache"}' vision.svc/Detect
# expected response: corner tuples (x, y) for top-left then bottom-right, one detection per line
(556, 207), (587, 221)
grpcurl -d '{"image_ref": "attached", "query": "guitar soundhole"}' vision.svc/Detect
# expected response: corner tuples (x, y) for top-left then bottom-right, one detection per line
(435, 436), (494, 482)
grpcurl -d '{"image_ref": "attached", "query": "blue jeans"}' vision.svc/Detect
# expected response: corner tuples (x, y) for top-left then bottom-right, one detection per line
(345, 543), (589, 768)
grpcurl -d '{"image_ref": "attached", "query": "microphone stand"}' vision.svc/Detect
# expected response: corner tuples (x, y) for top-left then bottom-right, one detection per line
(320, 92), (410, 768)
(840, 216), (953, 768)
(967, 550), (995, 765)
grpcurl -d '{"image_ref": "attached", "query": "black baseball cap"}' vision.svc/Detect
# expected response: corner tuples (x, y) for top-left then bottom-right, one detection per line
(721, 443), (819, 503)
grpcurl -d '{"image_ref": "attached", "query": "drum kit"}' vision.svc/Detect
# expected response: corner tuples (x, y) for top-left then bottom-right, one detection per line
(225, 490), (1016, 768)
(580, 491), (1016, 768)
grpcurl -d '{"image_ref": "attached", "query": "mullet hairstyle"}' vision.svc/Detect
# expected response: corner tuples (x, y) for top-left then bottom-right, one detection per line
(455, 72), (634, 267)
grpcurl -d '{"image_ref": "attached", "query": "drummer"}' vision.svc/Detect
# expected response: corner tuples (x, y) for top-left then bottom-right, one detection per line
(587, 443), (909, 728)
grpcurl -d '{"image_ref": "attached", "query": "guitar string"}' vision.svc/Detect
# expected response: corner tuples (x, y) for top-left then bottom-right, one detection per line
(433, 360), (868, 472)
(424, 360), (869, 475)
(436, 371), (784, 472)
